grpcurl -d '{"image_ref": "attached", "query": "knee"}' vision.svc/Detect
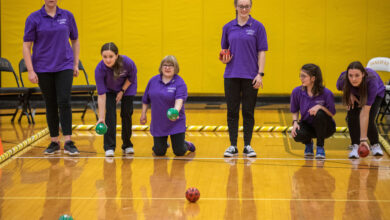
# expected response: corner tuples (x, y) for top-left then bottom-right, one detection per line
(153, 146), (167, 156)
(173, 147), (187, 156)
(314, 109), (326, 119)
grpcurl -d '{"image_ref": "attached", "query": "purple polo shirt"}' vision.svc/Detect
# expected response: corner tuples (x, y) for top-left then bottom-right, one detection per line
(336, 68), (385, 106)
(290, 86), (336, 125)
(142, 74), (188, 137)
(95, 55), (137, 96)
(221, 15), (268, 79)
(24, 6), (78, 73)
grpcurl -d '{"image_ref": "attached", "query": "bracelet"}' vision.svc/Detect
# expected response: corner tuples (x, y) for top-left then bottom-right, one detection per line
(360, 138), (368, 143)
(120, 89), (125, 93)
(292, 120), (298, 125)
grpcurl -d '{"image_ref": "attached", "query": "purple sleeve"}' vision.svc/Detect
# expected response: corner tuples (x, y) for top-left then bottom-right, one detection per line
(221, 25), (229, 49)
(256, 23), (268, 51)
(94, 64), (107, 95)
(68, 12), (78, 40)
(23, 15), (36, 42)
(325, 90), (336, 115)
(142, 80), (151, 104)
(366, 79), (378, 106)
(336, 72), (346, 91)
(127, 59), (137, 84)
(175, 79), (188, 101)
(290, 88), (300, 113)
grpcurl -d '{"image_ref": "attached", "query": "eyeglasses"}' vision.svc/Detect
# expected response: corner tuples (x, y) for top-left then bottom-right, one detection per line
(237, 5), (251, 10)
(162, 64), (174, 68)
(299, 74), (309, 78)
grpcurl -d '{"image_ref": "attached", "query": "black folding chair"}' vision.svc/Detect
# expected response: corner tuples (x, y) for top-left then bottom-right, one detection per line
(0, 57), (31, 123)
(19, 59), (98, 123)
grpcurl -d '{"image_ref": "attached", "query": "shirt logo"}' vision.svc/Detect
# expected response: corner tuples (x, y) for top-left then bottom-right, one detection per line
(57, 18), (67, 25)
(246, 29), (255, 36)
(315, 100), (325, 105)
(167, 87), (176, 93)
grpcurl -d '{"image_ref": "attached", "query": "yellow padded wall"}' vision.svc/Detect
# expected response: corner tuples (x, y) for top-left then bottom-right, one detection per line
(1, 0), (390, 94)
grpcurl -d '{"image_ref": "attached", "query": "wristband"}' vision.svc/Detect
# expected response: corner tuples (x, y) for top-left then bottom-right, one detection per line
(360, 138), (368, 143)
(120, 89), (125, 93)
(292, 120), (298, 125)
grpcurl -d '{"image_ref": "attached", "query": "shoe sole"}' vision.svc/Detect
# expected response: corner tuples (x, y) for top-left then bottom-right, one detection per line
(122, 151), (134, 154)
(44, 150), (60, 154)
(304, 153), (314, 156)
(224, 153), (238, 157)
(315, 155), (325, 159)
(349, 156), (359, 159)
(64, 150), (80, 156)
(244, 153), (257, 157)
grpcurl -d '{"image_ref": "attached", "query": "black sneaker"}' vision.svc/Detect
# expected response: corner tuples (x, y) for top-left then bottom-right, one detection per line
(64, 141), (80, 156)
(243, 145), (257, 157)
(44, 142), (60, 154)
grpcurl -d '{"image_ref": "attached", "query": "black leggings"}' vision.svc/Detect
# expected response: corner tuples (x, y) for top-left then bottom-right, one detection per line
(293, 110), (336, 147)
(153, 132), (187, 156)
(224, 78), (258, 146)
(37, 70), (73, 137)
(347, 96), (382, 145)
(104, 93), (134, 151)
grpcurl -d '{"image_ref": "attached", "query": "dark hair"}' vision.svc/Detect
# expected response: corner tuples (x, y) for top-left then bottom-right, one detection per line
(234, 0), (252, 18)
(101, 42), (123, 79)
(342, 61), (368, 107)
(301, 63), (324, 96)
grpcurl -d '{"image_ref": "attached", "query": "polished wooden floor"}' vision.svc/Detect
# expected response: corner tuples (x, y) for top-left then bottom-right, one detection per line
(1, 104), (390, 219)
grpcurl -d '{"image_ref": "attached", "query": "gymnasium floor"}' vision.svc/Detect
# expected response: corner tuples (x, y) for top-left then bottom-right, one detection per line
(1, 104), (390, 219)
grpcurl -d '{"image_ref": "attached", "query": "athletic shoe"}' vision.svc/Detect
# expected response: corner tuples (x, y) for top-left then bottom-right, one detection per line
(44, 142), (60, 154)
(185, 141), (196, 152)
(243, 145), (257, 157)
(348, 144), (359, 159)
(105, 149), (115, 157)
(224, 146), (238, 157)
(371, 143), (384, 156)
(304, 142), (314, 156)
(64, 141), (80, 155)
(123, 147), (134, 154)
(315, 146), (325, 159)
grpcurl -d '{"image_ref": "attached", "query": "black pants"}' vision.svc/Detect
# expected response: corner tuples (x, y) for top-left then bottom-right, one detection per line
(224, 78), (258, 146)
(153, 132), (187, 156)
(293, 110), (336, 147)
(347, 96), (382, 145)
(37, 70), (73, 137)
(104, 93), (133, 151)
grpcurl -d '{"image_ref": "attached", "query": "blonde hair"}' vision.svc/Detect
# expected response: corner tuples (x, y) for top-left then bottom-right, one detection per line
(159, 55), (180, 75)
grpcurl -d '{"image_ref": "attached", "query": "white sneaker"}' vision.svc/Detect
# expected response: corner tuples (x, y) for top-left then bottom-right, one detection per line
(371, 143), (384, 156)
(243, 145), (257, 157)
(348, 144), (359, 159)
(123, 147), (134, 154)
(224, 146), (238, 157)
(105, 149), (115, 157)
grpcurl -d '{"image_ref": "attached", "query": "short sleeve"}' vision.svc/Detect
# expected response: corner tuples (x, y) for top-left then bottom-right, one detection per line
(290, 87), (300, 113)
(221, 25), (229, 49)
(256, 23), (268, 51)
(95, 64), (107, 95)
(23, 15), (36, 42)
(142, 80), (152, 104)
(68, 12), (78, 40)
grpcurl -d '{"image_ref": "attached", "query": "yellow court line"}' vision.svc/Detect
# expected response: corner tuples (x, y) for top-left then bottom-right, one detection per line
(0, 128), (49, 165)
(2, 196), (390, 203)
(73, 124), (350, 133)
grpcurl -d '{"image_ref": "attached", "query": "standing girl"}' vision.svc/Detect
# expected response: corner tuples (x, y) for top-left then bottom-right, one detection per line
(336, 61), (385, 158)
(23, 0), (80, 155)
(220, 0), (268, 157)
(95, 42), (137, 157)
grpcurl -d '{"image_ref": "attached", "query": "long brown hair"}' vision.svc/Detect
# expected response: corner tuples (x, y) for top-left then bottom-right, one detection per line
(342, 61), (368, 107)
(101, 42), (123, 80)
(301, 63), (324, 96)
